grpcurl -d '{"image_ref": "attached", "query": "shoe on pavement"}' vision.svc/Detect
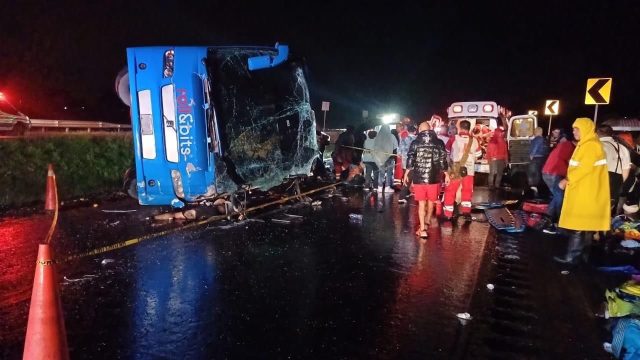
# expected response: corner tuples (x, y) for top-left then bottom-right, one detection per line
(398, 199), (407, 204)
(543, 224), (558, 234)
(530, 186), (539, 197)
(376, 186), (383, 193)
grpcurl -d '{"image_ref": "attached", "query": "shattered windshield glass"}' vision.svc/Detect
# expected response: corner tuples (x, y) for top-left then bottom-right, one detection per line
(206, 48), (317, 192)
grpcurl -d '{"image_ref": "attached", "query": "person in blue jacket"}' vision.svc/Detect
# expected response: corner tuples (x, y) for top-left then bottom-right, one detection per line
(527, 127), (548, 196)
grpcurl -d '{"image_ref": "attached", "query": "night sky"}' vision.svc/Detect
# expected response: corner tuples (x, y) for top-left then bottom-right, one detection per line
(1, 1), (638, 129)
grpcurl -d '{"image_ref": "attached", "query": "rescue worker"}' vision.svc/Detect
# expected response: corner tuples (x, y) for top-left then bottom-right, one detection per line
(443, 120), (479, 220)
(554, 118), (610, 265)
(404, 121), (449, 238)
(487, 127), (508, 190)
(597, 124), (631, 215)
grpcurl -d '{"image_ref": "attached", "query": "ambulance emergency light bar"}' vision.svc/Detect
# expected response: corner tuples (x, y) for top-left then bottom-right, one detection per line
(448, 101), (498, 118)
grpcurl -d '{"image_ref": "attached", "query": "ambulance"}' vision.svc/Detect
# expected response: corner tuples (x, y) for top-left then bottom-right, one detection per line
(446, 101), (502, 173)
(446, 101), (537, 176)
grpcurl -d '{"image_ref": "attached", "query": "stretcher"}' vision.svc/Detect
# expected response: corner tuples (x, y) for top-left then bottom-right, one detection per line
(484, 207), (525, 233)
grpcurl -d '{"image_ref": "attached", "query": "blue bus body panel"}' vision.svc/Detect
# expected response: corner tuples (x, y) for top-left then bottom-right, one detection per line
(127, 46), (213, 207)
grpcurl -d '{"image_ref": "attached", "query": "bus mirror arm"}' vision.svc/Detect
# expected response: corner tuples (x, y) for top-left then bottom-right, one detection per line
(247, 44), (289, 71)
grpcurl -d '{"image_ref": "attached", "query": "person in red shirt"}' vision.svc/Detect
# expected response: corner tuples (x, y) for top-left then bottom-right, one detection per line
(541, 131), (576, 233)
(486, 127), (508, 190)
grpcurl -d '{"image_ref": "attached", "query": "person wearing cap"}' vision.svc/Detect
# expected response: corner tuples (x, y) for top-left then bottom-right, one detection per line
(554, 118), (610, 265)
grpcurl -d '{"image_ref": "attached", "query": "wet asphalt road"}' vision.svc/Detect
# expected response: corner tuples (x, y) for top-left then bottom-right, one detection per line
(1, 187), (494, 359)
(0, 186), (620, 359)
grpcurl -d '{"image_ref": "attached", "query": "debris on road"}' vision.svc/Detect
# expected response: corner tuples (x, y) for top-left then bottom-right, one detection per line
(561, 270), (570, 275)
(271, 218), (291, 224)
(597, 265), (640, 275)
(63, 274), (98, 283)
(486, 283), (495, 291)
(621, 239), (640, 248)
(349, 213), (363, 223)
(101, 259), (115, 266)
(456, 312), (472, 320)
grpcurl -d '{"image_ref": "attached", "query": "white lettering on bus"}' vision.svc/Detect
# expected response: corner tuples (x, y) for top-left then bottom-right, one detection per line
(176, 88), (194, 161)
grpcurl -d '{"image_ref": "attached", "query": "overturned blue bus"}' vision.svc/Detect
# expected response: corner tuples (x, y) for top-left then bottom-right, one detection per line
(117, 44), (318, 207)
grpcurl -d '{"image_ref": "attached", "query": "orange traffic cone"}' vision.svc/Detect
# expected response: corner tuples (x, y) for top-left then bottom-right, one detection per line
(45, 164), (57, 211)
(23, 244), (69, 360)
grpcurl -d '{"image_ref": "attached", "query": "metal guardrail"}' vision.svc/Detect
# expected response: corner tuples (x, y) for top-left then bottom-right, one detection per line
(29, 119), (131, 132)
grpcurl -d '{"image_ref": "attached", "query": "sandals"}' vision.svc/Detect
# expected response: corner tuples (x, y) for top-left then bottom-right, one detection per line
(415, 229), (428, 238)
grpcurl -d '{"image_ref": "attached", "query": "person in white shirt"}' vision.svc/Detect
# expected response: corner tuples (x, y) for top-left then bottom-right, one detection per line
(597, 124), (631, 214)
(443, 120), (479, 220)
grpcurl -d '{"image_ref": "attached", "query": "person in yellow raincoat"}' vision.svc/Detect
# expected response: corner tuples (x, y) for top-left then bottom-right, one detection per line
(554, 118), (610, 264)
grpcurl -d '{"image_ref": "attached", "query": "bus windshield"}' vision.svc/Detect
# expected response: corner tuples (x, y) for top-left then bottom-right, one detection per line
(206, 48), (317, 191)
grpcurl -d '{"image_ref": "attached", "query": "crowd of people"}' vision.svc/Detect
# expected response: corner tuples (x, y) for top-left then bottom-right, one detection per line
(329, 116), (486, 238)
(326, 117), (640, 357)
(327, 116), (640, 250)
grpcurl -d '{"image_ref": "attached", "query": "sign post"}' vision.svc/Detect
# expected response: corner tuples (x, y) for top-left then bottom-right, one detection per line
(544, 100), (559, 134)
(321, 101), (330, 131)
(584, 78), (612, 124)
